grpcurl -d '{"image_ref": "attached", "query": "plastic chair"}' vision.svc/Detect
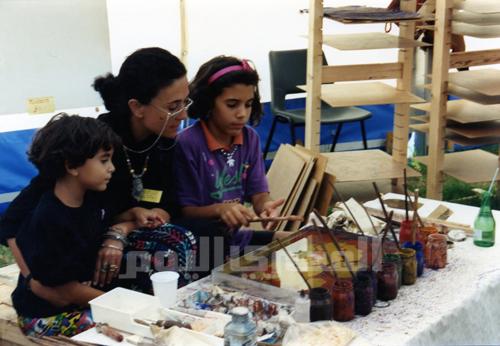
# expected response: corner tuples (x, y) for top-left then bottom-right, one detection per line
(264, 49), (372, 159)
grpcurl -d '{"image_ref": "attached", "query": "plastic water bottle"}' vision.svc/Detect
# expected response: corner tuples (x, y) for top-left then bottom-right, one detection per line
(224, 307), (256, 346)
(294, 290), (310, 323)
(474, 191), (496, 247)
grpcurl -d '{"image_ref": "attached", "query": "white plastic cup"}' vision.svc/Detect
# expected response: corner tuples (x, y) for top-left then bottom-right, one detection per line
(150, 271), (179, 308)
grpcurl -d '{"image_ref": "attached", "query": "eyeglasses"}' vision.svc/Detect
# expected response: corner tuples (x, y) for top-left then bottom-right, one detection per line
(150, 97), (193, 120)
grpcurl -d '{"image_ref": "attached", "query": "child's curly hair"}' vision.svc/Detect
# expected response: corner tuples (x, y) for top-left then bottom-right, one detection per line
(28, 113), (121, 180)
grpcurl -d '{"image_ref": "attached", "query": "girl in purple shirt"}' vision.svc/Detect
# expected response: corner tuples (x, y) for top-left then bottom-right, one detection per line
(175, 56), (288, 255)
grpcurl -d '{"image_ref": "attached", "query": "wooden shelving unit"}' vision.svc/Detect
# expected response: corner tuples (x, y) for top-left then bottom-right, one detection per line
(303, 1), (424, 183)
(411, 0), (500, 199)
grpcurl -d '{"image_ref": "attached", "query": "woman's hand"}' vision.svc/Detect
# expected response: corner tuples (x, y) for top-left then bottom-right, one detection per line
(259, 198), (285, 230)
(133, 207), (167, 228)
(218, 203), (257, 229)
(94, 239), (123, 287)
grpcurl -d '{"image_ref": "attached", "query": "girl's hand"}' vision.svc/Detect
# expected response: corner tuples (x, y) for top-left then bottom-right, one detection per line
(218, 203), (257, 229)
(94, 239), (123, 287)
(133, 207), (166, 228)
(260, 198), (285, 230)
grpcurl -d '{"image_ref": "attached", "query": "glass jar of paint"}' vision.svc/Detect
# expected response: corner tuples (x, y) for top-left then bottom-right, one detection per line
(425, 233), (447, 269)
(377, 262), (398, 301)
(332, 279), (355, 322)
(400, 248), (417, 285)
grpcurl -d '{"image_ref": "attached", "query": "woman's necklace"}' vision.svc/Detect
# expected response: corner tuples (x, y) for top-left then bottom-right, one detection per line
(123, 148), (150, 201)
(219, 146), (239, 167)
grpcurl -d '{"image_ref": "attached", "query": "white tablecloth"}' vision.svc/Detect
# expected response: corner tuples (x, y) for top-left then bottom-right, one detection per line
(348, 193), (500, 346)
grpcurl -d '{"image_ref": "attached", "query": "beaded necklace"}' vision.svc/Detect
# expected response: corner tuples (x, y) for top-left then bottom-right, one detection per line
(219, 146), (239, 167)
(123, 148), (150, 201)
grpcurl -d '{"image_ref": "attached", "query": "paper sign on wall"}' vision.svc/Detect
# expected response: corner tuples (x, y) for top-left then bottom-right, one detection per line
(27, 96), (56, 115)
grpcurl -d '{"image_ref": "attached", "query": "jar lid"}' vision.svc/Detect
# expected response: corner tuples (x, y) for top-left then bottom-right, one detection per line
(231, 307), (249, 316)
(309, 287), (330, 300)
(399, 248), (416, 258)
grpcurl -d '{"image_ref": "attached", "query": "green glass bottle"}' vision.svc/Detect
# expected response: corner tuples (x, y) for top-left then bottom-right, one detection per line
(473, 191), (496, 247)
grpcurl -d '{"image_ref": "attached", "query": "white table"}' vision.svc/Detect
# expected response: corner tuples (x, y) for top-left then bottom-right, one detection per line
(348, 193), (500, 346)
(75, 194), (500, 346)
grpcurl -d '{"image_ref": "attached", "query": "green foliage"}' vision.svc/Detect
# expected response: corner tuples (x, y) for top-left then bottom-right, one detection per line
(0, 245), (14, 268)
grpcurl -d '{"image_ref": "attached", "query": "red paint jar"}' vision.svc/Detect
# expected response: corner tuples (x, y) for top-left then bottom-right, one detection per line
(332, 279), (355, 322)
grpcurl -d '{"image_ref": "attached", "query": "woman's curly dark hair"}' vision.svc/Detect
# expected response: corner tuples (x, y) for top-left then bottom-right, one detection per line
(93, 47), (186, 117)
(188, 56), (263, 126)
(28, 113), (121, 180)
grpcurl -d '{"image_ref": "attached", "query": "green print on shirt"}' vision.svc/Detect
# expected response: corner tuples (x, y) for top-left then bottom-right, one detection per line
(210, 164), (245, 200)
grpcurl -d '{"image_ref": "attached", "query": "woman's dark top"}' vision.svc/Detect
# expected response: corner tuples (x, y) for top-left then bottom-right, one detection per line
(98, 112), (180, 219)
(0, 112), (179, 245)
(12, 190), (106, 317)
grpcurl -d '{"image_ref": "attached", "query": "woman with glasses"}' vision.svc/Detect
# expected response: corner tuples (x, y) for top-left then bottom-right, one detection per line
(0, 48), (197, 322)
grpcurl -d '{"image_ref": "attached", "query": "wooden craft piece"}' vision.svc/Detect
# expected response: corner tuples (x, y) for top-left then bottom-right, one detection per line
(446, 133), (500, 147)
(323, 6), (421, 23)
(449, 69), (500, 96)
(322, 32), (430, 50)
(448, 84), (500, 105)
(410, 115), (430, 123)
(298, 82), (425, 108)
(415, 149), (500, 183)
(411, 100), (500, 124)
(266, 145), (306, 215)
(323, 149), (420, 182)
(428, 205), (453, 220)
(453, 9), (500, 25)
(452, 21), (500, 37)
(453, 0), (500, 14)
(447, 120), (500, 138)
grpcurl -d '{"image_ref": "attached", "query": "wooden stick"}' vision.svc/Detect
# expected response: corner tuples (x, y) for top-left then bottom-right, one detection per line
(411, 188), (425, 228)
(312, 209), (356, 280)
(330, 183), (365, 235)
(312, 219), (338, 279)
(372, 182), (402, 251)
(276, 239), (312, 290)
(249, 215), (303, 223)
(373, 210), (394, 267)
(404, 168), (409, 220)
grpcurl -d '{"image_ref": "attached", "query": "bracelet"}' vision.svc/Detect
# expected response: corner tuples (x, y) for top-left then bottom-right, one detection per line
(103, 232), (128, 246)
(25, 273), (33, 291)
(101, 244), (124, 251)
(108, 226), (126, 236)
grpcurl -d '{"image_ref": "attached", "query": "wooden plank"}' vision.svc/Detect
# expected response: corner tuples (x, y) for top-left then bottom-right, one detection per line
(416, 150), (500, 183)
(314, 172), (336, 216)
(448, 69), (500, 96)
(304, 0), (323, 152)
(409, 123), (430, 133)
(450, 49), (500, 69)
(298, 82), (425, 107)
(323, 149), (420, 182)
(453, 0), (500, 14)
(292, 145), (327, 210)
(321, 63), (402, 82)
(446, 133), (500, 146)
(392, 0), (417, 167)
(411, 100), (500, 124)
(447, 121), (500, 138)
(426, 0), (452, 200)
(289, 181), (318, 231)
(452, 21), (500, 38)
(448, 83), (500, 105)
(410, 115), (430, 123)
(453, 10), (500, 25)
(267, 145), (306, 216)
(322, 33), (430, 51)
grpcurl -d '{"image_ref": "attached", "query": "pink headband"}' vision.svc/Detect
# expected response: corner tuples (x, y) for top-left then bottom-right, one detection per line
(208, 59), (253, 84)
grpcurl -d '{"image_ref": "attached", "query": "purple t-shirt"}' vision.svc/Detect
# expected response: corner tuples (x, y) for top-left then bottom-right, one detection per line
(174, 121), (269, 207)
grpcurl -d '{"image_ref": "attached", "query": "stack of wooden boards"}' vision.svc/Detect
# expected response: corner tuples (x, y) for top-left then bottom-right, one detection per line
(266, 144), (335, 231)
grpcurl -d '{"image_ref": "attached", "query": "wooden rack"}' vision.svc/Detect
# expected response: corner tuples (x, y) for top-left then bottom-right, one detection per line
(412, 0), (500, 199)
(304, 0), (424, 184)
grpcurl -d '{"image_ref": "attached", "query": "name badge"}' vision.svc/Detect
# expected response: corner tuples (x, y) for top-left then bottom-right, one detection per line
(140, 189), (163, 203)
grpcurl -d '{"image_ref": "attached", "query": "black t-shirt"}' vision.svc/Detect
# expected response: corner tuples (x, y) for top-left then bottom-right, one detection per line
(98, 112), (180, 219)
(0, 112), (180, 245)
(12, 190), (106, 317)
